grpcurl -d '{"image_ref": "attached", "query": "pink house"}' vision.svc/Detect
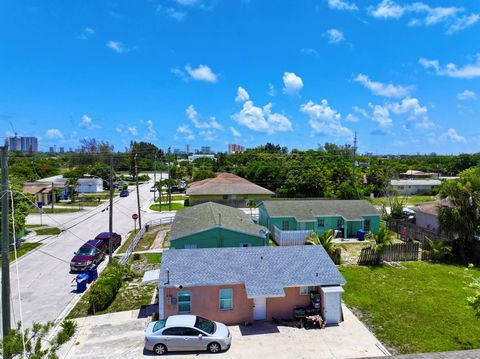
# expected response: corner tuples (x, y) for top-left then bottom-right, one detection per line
(158, 246), (346, 325)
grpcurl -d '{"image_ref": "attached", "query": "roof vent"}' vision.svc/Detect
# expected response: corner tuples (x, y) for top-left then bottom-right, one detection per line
(316, 272), (319, 277)
(261, 256), (263, 260)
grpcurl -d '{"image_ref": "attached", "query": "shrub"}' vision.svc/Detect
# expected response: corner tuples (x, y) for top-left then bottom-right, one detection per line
(87, 261), (132, 313)
(184, 198), (190, 207)
(55, 320), (77, 345)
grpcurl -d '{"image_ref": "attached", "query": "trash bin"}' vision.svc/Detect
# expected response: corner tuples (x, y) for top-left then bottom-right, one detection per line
(357, 229), (366, 241)
(76, 274), (88, 293)
(84, 264), (98, 283)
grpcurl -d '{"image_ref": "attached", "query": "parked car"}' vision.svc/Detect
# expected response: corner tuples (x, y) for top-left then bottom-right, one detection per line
(70, 239), (107, 272)
(150, 186), (157, 192)
(119, 189), (129, 197)
(144, 315), (231, 355)
(94, 232), (122, 253)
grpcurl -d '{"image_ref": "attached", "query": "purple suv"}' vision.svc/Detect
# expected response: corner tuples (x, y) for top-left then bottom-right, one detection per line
(70, 239), (107, 272)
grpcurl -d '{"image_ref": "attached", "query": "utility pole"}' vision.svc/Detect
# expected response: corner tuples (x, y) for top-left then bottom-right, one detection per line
(1, 145), (11, 338)
(108, 154), (114, 262)
(352, 131), (358, 181)
(134, 153), (142, 228)
(167, 148), (172, 211)
(153, 153), (157, 203)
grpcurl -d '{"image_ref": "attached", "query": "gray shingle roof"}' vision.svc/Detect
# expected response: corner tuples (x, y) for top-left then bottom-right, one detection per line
(186, 173), (274, 196)
(390, 179), (442, 186)
(159, 246), (346, 298)
(261, 199), (380, 221)
(169, 202), (269, 240)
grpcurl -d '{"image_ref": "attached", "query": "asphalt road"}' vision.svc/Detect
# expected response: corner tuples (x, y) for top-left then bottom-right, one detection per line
(0, 179), (171, 335)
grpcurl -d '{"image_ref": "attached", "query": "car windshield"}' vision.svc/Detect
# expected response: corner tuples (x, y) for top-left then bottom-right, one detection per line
(76, 248), (96, 255)
(153, 320), (166, 332)
(194, 316), (216, 335)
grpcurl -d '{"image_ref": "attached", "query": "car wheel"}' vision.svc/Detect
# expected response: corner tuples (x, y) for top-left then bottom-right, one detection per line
(153, 343), (167, 355)
(207, 342), (221, 353)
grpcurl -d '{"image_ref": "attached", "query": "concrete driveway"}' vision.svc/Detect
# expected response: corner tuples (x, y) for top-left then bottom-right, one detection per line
(63, 305), (388, 359)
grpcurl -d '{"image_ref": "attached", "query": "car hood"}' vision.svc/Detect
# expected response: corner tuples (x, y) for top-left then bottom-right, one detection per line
(72, 255), (94, 263)
(213, 322), (229, 338)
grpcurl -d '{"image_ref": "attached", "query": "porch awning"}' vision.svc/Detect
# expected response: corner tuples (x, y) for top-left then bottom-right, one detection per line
(142, 269), (160, 284)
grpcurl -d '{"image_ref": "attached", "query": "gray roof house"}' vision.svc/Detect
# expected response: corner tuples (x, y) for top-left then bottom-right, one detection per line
(158, 246), (346, 325)
(169, 202), (269, 249)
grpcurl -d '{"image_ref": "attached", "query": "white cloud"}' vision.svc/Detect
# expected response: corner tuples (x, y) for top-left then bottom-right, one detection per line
(145, 120), (157, 139)
(354, 73), (413, 98)
(369, 1), (479, 34)
(127, 127), (138, 136)
(175, 124), (195, 141)
(300, 48), (319, 57)
(77, 27), (95, 40)
(345, 114), (360, 122)
(457, 90), (477, 101)
(176, 0), (198, 5)
(368, 103), (393, 134)
(45, 128), (64, 139)
(268, 83), (276, 97)
(353, 105), (369, 118)
(80, 114), (100, 129)
(186, 105), (222, 129)
(185, 64), (218, 82)
(369, 0), (405, 19)
(230, 126), (241, 137)
(282, 72), (303, 95)
(106, 40), (124, 53)
(419, 55), (480, 79)
(325, 28), (346, 44)
(328, 0), (358, 11)
(199, 130), (217, 141)
(157, 5), (187, 21)
(235, 86), (250, 103)
(301, 100), (353, 138)
(232, 101), (292, 134)
(447, 13), (480, 34)
(440, 128), (466, 143)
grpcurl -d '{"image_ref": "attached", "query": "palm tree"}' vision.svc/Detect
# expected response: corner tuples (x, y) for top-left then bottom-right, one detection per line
(438, 180), (480, 260)
(368, 224), (394, 253)
(246, 199), (256, 217)
(307, 230), (345, 261)
(425, 238), (452, 261)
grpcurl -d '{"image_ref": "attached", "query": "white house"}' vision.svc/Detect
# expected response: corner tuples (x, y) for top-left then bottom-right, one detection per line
(390, 179), (441, 195)
(76, 178), (103, 193)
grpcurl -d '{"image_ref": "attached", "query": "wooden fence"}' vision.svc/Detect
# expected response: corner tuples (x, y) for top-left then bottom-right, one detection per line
(357, 242), (420, 265)
(386, 218), (452, 244)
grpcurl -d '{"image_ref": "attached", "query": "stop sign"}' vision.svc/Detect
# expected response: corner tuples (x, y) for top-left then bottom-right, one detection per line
(132, 213), (139, 220)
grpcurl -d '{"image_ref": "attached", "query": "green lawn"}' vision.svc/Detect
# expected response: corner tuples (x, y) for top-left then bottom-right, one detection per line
(368, 195), (437, 207)
(56, 201), (103, 207)
(117, 230), (139, 254)
(134, 228), (160, 252)
(341, 262), (480, 354)
(154, 195), (187, 202)
(150, 203), (185, 211)
(29, 207), (82, 214)
(0, 242), (42, 264)
(34, 227), (62, 236)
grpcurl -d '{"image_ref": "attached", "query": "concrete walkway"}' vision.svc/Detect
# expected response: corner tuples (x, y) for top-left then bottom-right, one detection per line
(62, 305), (387, 359)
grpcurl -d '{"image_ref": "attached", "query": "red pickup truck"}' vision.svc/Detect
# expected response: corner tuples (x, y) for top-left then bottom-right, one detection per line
(94, 232), (122, 253)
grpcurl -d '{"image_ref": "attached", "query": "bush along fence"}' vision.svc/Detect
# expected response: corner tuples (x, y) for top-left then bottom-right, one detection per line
(119, 217), (174, 265)
(357, 242), (420, 265)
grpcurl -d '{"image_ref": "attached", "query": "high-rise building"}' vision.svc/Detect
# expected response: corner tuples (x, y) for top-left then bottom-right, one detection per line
(59, 147), (65, 153)
(8, 134), (38, 153)
(201, 146), (212, 154)
(49, 146), (55, 153)
(228, 143), (245, 154)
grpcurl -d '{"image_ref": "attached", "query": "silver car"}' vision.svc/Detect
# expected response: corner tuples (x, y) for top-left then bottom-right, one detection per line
(144, 315), (232, 355)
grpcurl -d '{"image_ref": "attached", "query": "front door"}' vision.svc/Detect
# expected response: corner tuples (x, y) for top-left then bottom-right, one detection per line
(299, 222), (306, 230)
(253, 297), (267, 320)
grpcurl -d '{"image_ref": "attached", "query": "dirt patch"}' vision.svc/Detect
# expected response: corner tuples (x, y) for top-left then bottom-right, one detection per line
(150, 230), (168, 250)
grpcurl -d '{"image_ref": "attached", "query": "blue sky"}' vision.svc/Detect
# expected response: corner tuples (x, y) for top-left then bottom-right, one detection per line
(1, 0), (480, 154)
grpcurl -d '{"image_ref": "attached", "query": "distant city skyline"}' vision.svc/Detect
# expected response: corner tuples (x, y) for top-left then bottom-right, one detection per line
(2, 1), (480, 154)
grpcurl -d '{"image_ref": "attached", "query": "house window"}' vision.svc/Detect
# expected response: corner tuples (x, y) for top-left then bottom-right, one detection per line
(317, 219), (325, 227)
(364, 220), (371, 231)
(223, 195), (228, 199)
(219, 288), (233, 310)
(336, 219), (343, 228)
(178, 292), (191, 313)
(281, 221), (290, 231)
(184, 244), (197, 249)
(299, 286), (316, 296)
(240, 243), (251, 247)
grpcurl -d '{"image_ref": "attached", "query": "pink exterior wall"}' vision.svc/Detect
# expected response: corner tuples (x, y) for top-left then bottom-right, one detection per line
(266, 287), (315, 320)
(163, 284), (254, 325)
(163, 285), (317, 324)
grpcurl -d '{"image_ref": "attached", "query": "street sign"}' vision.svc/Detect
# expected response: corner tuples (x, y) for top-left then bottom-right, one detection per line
(132, 213), (139, 220)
